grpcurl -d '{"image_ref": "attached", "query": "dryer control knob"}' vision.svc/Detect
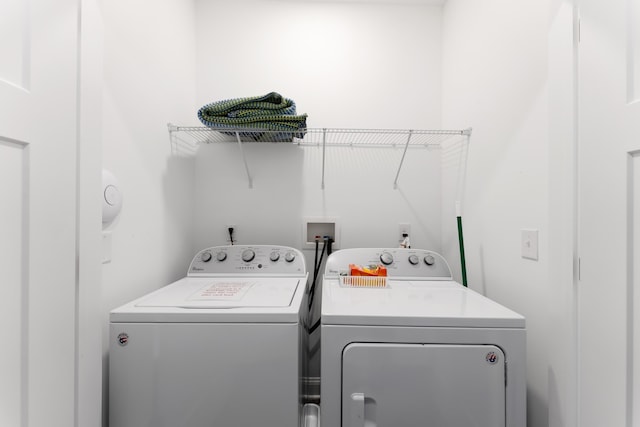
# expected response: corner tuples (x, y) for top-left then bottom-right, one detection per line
(408, 254), (419, 265)
(200, 252), (212, 263)
(285, 252), (296, 263)
(270, 251), (280, 262)
(380, 252), (394, 265)
(424, 254), (435, 266)
(216, 251), (227, 262)
(241, 249), (256, 262)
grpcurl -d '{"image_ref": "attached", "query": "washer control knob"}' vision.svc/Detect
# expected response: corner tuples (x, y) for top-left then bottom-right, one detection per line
(241, 249), (255, 263)
(408, 254), (419, 265)
(380, 252), (394, 265)
(270, 251), (280, 262)
(424, 254), (435, 266)
(216, 251), (227, 262)
(200, 251), (212, 263)
(285, 252), (296, 263)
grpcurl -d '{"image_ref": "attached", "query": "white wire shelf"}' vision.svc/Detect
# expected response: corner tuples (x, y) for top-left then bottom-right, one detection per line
(168, 124), (470, 147)
(167, 123), (472, 189)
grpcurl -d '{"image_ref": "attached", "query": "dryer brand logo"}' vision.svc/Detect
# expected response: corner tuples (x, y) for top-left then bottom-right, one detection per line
(117, 332), (129, 347)
(485, 351), (499, 365)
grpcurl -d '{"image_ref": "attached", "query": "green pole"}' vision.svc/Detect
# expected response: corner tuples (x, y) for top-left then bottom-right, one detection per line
(457, 215), (468, 287)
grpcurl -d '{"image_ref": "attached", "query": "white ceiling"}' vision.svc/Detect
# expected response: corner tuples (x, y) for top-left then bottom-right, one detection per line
(304, 0), (446, 5)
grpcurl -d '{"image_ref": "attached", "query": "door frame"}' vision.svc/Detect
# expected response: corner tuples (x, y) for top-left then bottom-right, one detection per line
(76, 1), (104, 426)
(548, 1), (580, 427)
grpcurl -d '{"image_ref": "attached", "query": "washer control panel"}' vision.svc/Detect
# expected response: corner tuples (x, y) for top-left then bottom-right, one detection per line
(188, 245), (306, 276)
(324, 248), (452, 280)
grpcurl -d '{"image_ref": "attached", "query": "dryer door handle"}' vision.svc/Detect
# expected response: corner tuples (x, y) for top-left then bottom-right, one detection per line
(350, 393), (365, 427)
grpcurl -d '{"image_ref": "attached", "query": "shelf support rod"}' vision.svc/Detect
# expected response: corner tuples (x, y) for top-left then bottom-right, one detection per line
(167, 123), (177, 155)
(321, 128), (327, 190)
(393, 130), (413, 189)
(235, 131), (253, 189)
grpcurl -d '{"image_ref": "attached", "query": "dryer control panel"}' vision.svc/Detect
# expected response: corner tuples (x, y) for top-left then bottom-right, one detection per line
(188, 245), (306, 277)
(324, 248), (452, 280)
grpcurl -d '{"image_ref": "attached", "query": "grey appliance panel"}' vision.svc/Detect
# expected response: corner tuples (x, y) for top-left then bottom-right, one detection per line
(109, 322), (301, 427)
(342, 343), (506, 427)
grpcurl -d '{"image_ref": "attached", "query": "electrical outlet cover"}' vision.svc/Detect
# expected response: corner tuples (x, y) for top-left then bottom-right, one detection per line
(225, 224), (236, 243)
(399, 223), (411, 240)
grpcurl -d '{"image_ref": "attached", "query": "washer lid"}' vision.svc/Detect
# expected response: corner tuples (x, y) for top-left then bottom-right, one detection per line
(321, 279), (525, 328)
(136, 277), (301, 309)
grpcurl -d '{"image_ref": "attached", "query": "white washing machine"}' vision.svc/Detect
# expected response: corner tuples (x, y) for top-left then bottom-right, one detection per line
(320, 248), (526, 427)
(109, 245), (308, 427)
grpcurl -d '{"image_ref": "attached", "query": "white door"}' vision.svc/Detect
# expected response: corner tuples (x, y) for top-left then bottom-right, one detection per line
(341, 343), (506, 427)
(0, 0), (79, 426)
(579, 0), (640, 425)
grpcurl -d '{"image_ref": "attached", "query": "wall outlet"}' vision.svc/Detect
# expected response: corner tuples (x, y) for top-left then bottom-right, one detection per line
(226, 224), (236, 244)
(521, 229), (539, 260)
(303, 217), (340, 248)
(399, 223), (411, 241)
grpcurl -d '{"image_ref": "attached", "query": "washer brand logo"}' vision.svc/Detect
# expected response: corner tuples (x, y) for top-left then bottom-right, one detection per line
(485, 351), (499, 365)
(117, 333), (129, 347)
(192, 267), (204, 271)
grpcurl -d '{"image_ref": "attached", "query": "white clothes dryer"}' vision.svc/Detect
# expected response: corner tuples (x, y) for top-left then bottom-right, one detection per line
(320, 248), (526, 427)
(109, 245), (308, 427)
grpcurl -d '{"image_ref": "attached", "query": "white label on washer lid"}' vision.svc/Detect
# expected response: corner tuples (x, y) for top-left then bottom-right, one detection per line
(189, 281), (255, 301)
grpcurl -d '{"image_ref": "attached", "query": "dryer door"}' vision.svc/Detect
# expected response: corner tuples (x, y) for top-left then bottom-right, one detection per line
(342, 343), (506, 427)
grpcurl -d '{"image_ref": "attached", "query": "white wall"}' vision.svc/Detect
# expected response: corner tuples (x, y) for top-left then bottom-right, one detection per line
(192, 0), (449, 256)
(99, 0), (197, 423)
(442, 1), (550, 427)
(195, 0), (443, 130)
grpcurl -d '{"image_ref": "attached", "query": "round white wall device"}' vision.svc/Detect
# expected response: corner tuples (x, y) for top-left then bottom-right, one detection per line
(102, 169), (122, 226)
